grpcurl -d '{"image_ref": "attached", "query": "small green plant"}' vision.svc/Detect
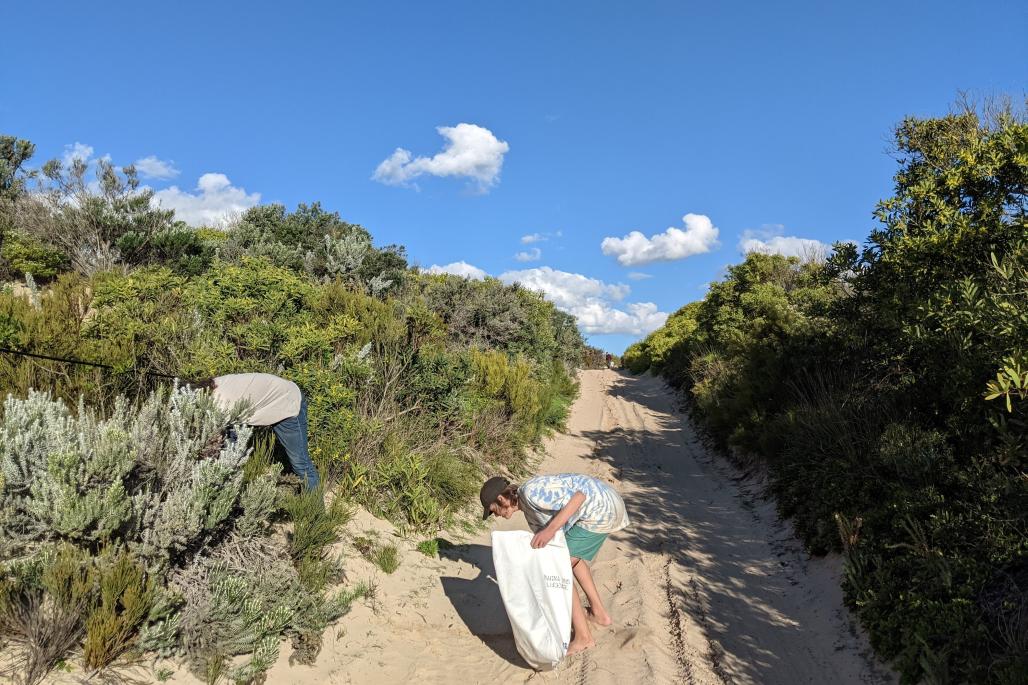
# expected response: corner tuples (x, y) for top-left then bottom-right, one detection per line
(83, 550), (157, 672)
(154, 666), (174, 682)
(415, 537), (454, 558)
(373, 546), (400, 574)
(415, 539), (439, 557)
(290, 581), (375, 666)
(242, 430), (276, 483)
(351, 535), (375, 557)
(352, 535), (400, 574)
(282, 488), (351, 591)
(202, 650), (226, 685)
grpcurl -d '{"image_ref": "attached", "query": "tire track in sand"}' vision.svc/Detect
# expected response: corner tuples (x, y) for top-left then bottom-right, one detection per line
(552, 370), (895, 685)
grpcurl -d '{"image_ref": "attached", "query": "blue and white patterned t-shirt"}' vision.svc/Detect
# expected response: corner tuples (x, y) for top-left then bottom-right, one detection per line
(518, 473), (629, 534)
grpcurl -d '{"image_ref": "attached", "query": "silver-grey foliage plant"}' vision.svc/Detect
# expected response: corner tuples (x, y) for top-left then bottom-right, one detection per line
(0, 387), (255, 570)
(0, 386), (356, 681)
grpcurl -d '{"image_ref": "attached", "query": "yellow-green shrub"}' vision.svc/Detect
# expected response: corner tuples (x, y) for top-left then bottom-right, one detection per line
(83, 551), (156, 671)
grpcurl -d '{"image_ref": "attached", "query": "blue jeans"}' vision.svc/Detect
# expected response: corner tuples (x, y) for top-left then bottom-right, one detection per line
(271, 393), (320, 490)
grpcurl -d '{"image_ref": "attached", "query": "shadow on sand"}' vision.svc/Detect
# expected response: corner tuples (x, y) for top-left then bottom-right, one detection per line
(439, 543), (531, 669)
(587, 371), (807, 677)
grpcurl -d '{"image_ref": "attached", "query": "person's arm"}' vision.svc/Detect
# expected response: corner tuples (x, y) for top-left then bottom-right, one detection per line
(530, 491), (586, 548)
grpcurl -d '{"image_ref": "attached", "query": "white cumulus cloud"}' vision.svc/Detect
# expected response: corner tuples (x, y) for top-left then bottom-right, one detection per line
(738, 225), (831, 261)
(573, 302), (668, 337)
(500, 267), (629, 306)
(602, 213), (720, 266)
(514, 247), (542, 262)
(134, 155), (180, 180)
(372, 123), (509, 192)
(425, 261), (488, 280)
(152, 173), (260, 226)
(498, 266), (667, 335)
(62, 142), (94, 166)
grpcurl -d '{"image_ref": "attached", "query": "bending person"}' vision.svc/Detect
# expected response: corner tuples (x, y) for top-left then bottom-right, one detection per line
(480, 473), (629, 656)
(197, 372), (320, 490)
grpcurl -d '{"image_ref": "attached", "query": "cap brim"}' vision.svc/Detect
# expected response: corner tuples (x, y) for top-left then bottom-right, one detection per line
(482, 508), (492, 520)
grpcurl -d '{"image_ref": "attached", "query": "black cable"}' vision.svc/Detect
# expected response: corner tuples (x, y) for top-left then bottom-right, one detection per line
(0, 347), (179, 380)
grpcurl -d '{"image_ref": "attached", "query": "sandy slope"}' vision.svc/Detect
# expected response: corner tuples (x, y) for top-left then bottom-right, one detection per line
(160, 369), (896, 685)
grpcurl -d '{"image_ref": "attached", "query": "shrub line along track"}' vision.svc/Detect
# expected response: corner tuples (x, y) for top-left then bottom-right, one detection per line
(185, 370), (896, 685)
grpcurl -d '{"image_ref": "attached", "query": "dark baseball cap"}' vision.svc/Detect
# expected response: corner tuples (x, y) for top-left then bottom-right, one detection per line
(479, 476), (510, 519)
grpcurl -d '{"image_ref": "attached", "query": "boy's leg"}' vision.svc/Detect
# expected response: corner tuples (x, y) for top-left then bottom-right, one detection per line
(272, 394), (320, 490)
(572, 558), (612, 626)
(567, 557), (596, 656)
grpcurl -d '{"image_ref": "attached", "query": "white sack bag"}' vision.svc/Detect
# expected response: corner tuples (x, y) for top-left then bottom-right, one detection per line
(491, 529), (574, 670)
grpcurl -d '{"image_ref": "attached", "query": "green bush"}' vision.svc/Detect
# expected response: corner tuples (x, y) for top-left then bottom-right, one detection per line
(620, 340), (651, 374)
(629, 103), (1028, 683)
(1, 231), (68, 279)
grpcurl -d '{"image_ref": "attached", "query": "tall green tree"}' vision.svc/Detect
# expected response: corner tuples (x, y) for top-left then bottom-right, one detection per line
(17, 156), (175, 275)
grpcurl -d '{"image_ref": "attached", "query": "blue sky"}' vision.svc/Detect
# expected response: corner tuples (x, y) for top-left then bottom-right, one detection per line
(3, 1), (1025, 352)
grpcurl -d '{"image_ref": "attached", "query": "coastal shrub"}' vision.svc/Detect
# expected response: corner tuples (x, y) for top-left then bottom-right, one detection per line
(17, 157), (176, 276)
(626, 103), (1028, 682)
(0, 231), (68, 279)
(172, 531), (369, 678)
(0, 388), (365, 682)
(1, 254), (579, 527)
(219, 202), (408, 292)
(0, 233), (582, 534)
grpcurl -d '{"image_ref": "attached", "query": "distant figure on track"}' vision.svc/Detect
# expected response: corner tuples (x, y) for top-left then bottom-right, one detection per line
(194, 373), (320, 489)
(605, 352), (613, 369)
(481, 473), (630, 656)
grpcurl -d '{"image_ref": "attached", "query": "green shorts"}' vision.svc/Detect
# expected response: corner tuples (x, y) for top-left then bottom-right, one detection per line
(565, 525), (608, 561)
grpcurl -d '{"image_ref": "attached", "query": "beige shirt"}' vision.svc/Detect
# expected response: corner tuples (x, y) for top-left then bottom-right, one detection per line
(213, 373), (301, 426)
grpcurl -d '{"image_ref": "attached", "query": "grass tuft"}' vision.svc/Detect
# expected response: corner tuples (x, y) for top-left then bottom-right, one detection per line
(282, 487), (352, 590)
(352, 535), (401, 574)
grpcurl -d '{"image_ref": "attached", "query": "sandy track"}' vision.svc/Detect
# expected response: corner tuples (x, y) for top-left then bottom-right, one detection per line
(550, 370), (896, 685)
(162, 370), (895, 685)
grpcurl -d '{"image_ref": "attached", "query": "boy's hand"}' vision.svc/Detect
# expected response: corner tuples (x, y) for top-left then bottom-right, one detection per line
(531, 526), (556, 549)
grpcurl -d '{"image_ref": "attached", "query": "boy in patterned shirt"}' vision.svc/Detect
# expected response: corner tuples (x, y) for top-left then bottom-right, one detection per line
(480, 473), (630, 656)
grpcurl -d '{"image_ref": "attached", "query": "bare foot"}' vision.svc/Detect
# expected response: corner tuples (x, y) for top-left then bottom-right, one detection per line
(587, 607), (613, 627)
(566, 637), (596, 657)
